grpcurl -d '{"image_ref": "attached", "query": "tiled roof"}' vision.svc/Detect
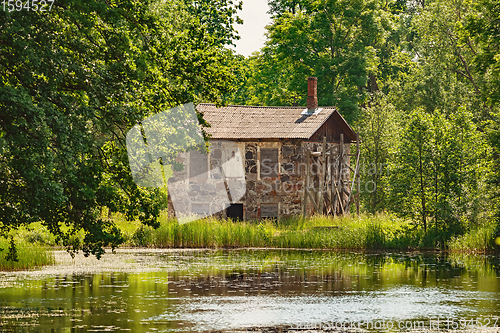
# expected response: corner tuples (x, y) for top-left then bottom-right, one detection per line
(198, 104), (355, 140)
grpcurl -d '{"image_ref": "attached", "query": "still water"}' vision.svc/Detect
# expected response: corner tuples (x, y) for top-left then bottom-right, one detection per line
(0, 249), (499, 332)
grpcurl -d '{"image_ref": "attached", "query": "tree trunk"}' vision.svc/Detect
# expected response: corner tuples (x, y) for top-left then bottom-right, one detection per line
(419, 146), (427, 232)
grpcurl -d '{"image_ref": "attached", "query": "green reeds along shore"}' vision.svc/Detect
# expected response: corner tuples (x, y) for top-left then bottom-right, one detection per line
(2, 213), (499, 271)
(0, 233), (55, 271)
(116, 213), (452, 251)
(448, 223), (499, 253)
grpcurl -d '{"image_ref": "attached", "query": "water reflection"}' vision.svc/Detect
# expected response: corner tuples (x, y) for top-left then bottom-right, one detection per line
(0, 250), (499, 332)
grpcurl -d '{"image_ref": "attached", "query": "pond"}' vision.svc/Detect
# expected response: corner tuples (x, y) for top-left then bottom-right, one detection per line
(0, 249), (499, 332)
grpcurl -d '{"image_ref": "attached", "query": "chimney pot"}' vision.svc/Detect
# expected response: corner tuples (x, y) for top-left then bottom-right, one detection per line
(307, 77), (318, 111)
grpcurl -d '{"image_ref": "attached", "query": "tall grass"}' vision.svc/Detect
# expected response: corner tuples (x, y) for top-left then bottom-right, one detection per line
(448, 223), (497, 253)
(0, 236), (55, 271)
(4, 212), (496, 271)
(126, 213), (437, 250)
(131, 217), (277, 248)
(125, 213), (500, 252)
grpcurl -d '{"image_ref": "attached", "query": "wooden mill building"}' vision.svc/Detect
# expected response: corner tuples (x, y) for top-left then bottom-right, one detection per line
(168, 78), (360, 221)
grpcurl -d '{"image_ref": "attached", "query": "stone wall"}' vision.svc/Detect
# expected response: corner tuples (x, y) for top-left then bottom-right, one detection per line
(168, 139), (352, 221)
(167, 140), (245, 223)
(243, 140), (304, 219)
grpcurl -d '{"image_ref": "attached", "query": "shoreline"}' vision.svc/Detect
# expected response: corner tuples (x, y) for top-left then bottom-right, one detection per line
(216, 328), (500, 333)
(78, 246), (500, 255)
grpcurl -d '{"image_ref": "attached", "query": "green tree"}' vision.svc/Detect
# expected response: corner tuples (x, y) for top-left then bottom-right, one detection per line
(389, 107), (488, 235)
(233, 0), (395, 120)
(0, 0), (239, 258)
(183, 0), (243, 47)
(389, 109), (434, 231)
(464, 0), (500, 237)
(385, 0), (486, 119)
(355, 93), (399, 213)
(229, 51), (304, 106)
(268, 0), (307, 16)
(464, 0), (500, 106)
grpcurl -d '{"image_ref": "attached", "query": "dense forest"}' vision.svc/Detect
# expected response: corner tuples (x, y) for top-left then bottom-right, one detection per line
(0, 0), (244, 257)
(227, 0), (500, 244)
(0, 0), (499, 256)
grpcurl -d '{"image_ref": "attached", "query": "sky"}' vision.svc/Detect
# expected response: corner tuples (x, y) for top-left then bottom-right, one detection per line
(232, 0), (272, 57)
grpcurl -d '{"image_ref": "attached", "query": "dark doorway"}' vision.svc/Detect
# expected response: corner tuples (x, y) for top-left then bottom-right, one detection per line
(226, 203), (243, 221)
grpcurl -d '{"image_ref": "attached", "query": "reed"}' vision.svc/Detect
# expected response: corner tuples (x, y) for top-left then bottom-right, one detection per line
(131, 217), (278, 248)
(448, 223), (497, 253)
(0, 236), (55, 271)
(7, 212), (494, 271)
(128, 213), (424, 250)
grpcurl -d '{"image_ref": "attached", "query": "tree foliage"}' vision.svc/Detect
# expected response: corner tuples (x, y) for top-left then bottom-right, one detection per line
(183, 0), (243, 46)
(355, 93), (399, 213)
(465, 0), (500, 106)
(464, 0), (500, 229)
(231, 0), (397, 120)
(389, 107), (489, 234)
(0, 0), (240, 257)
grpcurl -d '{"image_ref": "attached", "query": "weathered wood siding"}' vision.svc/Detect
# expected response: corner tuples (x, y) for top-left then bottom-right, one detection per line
(308, 112), (356, 143)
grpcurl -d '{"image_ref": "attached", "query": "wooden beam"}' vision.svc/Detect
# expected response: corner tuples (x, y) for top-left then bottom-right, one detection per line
(339, 133), (344, 214)
(319, 136), (327, 214)
(326, 152), (332, 214)
(346, 147), (361, 213)
(334, 180), (345, 215)
(302, 149), (310, 219)
(306, 188), (320, 213)
(329, 144), (335, 217)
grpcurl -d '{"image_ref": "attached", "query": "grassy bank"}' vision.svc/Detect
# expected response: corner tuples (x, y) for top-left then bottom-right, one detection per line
(116, 213), (486, 251)
(0, 233), (55, 271)
(448, 223), (499, 253)
(4, 213), (498, 271)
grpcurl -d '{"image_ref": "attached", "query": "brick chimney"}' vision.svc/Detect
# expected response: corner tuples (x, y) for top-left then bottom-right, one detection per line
(307, 77), (318, 111)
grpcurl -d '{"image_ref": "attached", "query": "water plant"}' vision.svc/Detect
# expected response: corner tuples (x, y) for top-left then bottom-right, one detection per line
(125, 213), (434, 250)
(448, 223), (497, 253)
(0, 236), (55, 271)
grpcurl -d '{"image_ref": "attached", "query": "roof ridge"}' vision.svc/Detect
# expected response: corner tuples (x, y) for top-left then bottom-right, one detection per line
(197, 104), (356, 140)
(197, 103), (335, 109)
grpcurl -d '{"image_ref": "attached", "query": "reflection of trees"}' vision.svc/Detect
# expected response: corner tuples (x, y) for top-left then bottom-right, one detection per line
(448, 253), (500, 276)
(4, 250), (500, 331)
